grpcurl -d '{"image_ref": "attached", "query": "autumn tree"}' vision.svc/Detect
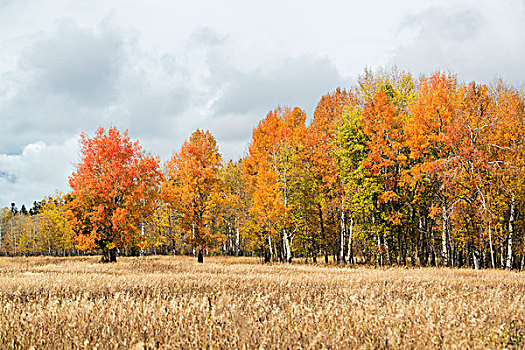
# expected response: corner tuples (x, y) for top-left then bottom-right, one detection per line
(0, 206), (37, 255)
(273, 107), (312, 263)
(337, 68), (416, 266)
(38, 192), (74, 256)
(244, 107), (313, 263)
(243, 109), (285, 261)
(219, 160), (249, 256)
(337, 104), (380, 264)
(308, 88), (353, 264)
(163, 129), (223, 263)
(68, 127), (162, 262)
(485, 82), (525, 269)
(400, 73), (455, 266)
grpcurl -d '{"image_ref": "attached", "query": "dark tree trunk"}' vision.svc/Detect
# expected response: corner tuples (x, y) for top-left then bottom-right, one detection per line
(318, 206), (326, 265)
(101, 248), (118, 263)
(109, 248), (117, 262)
(430, 245), (436, 266)
(401, 234), (407, 266)
(197, 248), (204, 263)
(457, 248), (463, 267)
(419, 216), (428, 266)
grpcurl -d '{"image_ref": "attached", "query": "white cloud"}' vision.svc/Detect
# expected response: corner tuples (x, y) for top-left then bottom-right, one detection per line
(0, 138), (78, 207)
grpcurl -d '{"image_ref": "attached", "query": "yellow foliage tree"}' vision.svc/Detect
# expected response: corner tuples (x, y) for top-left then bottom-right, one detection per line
(38, 192), (74, 256)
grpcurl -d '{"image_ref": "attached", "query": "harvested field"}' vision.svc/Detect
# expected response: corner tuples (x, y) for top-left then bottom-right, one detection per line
(0, 256), (524, 349)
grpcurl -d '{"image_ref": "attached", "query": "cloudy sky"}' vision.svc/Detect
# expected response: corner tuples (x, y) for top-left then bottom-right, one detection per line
(0, 0), (524, 208)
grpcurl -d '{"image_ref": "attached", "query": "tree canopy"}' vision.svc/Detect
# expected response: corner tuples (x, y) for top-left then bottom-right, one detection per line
(67, 127), (162, 262)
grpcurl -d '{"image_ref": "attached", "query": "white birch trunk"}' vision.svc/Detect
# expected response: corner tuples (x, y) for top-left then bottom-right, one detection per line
(473, 250), (480, 270)
(346, 216), (354, 264)
(441, 204), (449, 267)
(283, 228), (292, 263)
(140, 222), (145, 257)
(506, 193), (516, 270)
(489, 223), (495, 269)
(268, 220), (273, 261)
(192, 223), (196, 258)
(236, 227), (240, 256)
(339, 209), (346, 264)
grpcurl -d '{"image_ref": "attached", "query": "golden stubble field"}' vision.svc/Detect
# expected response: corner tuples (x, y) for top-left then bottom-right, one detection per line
(0, 256), (524, 349)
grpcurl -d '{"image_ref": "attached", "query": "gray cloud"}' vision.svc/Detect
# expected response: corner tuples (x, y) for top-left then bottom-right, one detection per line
(0, 20), (126, 154)
(115, 52), (191, 141)
(390, 1), (525, 85)
(213, 54), (346, 116)
(400, 8), (483, 42)
(0, 170), (16, 184)
(24, 19), (124, 106)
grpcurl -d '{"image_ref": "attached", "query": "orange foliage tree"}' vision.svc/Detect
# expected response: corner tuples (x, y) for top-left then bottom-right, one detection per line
(163, 129), (223, 263)
(308, 88), (353, 263)
(405, 73), (463, 266)
(244, 107), (311, 263)
(243, 109), (286, 261)
(485, 83), (525, 268)
(68, 127), (162, 262)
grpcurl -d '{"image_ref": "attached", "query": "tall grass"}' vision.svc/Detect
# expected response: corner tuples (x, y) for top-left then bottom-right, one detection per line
(0, 256), (523, 349)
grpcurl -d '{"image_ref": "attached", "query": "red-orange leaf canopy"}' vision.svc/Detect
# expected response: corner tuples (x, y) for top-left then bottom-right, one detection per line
(68, 127), (162, 261)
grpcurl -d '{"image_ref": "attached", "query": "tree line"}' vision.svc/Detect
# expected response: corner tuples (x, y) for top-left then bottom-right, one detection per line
(1, 68), (524, 268)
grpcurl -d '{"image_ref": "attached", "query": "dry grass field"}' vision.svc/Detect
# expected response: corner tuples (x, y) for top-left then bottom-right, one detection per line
(0, 256), (524, 349)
